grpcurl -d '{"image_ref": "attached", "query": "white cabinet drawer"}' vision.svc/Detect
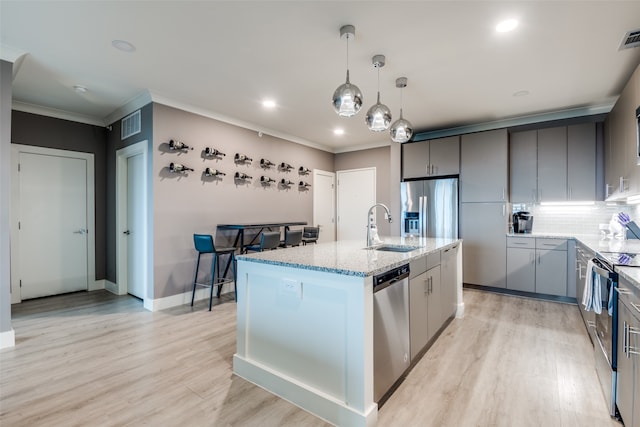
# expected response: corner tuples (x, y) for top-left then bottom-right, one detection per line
(507, 236), (535, 249)
(536, 238), (567, 251)
(410, 256), (427, 279)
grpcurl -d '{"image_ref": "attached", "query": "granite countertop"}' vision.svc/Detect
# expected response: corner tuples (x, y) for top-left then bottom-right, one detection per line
(236, 237), (461, 277)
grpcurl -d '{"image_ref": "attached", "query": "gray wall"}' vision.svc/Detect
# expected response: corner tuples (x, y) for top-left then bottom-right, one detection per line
(151, 103), (334, 298)
(1, 60), (13, 336)
(335, 146), (393, 236)
(11, 111), (108, 280)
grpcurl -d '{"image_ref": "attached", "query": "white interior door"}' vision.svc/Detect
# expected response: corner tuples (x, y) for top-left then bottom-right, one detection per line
(313, 169), (336, 243)
(337, 168), (376, 241)
(116, 140), (148, 303)
(126, 153), (145, 299)
(18, 152), (88, 299)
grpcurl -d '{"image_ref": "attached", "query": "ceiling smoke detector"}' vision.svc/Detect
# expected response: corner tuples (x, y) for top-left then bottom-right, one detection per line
(620, 29), (640, 50)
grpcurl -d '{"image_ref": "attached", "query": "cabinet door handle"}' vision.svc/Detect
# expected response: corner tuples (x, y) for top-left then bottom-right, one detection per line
(629, 325), (640, 356)
(538, 254), (541, 265)
(424, 279), (428, 294)
(502, 204), (506, 217)
(624, 321), (629, 357)
(569, 186), (572, 200)
(616, 287), (633, 295)
(630, 302), (640, 315)
(502, 187), (506, 201)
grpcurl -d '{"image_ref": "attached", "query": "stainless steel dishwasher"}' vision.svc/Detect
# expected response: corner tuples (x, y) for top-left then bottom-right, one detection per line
(373, 263), (410, 403)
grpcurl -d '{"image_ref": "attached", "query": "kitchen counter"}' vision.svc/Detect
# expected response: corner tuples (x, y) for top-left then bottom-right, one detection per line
(236, 236), (460, 277)
(233, 237), (462, 427)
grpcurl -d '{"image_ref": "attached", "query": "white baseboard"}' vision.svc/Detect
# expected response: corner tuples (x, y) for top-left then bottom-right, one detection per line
(456, 302), (465, 318)
(143, 283), (235, 312)
(104, 280), (120, 295)
(0, 328), (16, 349)
(89, 279), (106, 291)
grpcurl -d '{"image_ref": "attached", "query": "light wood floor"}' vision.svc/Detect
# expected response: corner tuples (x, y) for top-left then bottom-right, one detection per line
(1, 289), (621, 427)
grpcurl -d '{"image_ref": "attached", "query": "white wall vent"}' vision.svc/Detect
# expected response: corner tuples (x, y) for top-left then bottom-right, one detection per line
(620, 29), (640, 50)
(121, 110), (141, 140)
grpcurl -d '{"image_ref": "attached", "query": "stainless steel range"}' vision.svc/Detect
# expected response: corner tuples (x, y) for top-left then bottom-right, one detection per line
(588, 256), (619, 418)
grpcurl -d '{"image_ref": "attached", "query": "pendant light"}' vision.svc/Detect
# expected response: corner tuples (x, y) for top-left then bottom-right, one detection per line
(389, 77), (414, 143)
(332, 25), (363, 117)
(365, 55), (392, 132)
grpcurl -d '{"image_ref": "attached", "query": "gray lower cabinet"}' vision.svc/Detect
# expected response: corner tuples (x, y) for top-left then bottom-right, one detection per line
(506, 237), (535, 292)
(535, 239), (567, 296)
(506, 237), (568, 296)
(461, 202), (507, 288)
(617, 284), (640, 427)
(441, 243), (459, 322)
(409, 252), (445, 361)
(409, 270), (429, 361)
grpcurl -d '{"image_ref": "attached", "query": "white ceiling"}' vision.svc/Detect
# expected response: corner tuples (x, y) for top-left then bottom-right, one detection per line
(2, 1), (640, 153)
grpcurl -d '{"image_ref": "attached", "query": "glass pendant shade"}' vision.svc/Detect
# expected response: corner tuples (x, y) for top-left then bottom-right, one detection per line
(332, 70), (363, 117)
(390, 109), (413, 143)
(365, 92), (392, 132)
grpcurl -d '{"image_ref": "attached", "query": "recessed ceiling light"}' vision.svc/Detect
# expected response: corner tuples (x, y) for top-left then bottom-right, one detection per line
(262, 99), (276, 108)
(496, 19), (518, 33)
(513, 90), (530, 97)
(334, 128), (344, 135)
(112, 39), (136, 52)
(73, 85), (88, 93)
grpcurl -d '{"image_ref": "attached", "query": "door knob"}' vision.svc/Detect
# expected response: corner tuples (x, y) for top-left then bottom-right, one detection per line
(123, 230), (131, 235)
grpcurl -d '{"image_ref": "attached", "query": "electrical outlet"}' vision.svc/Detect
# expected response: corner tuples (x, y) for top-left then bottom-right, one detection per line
(280, 278), (302, 299)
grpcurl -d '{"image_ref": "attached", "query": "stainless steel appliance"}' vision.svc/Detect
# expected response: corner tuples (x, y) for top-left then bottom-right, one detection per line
(401, 178), (458, 239)
(373, 263), (410, 404)
(512, 211), (533, 234)
(589, 257), (619, 417)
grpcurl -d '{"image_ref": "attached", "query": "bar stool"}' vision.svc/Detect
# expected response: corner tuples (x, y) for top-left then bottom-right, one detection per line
(302, 226), (320, 245)
(280, 229), (303, 247)
(191, 234), (237, 311)
(245, 231), (281, 252)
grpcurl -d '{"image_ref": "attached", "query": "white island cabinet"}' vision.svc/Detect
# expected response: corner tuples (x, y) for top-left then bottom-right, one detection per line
(233, 238), (462, 427)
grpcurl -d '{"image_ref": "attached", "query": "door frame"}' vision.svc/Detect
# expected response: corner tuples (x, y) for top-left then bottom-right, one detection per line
(312, 169), (336, 242)
(115, 140), (150, 303)
(10, 144), (96, 304)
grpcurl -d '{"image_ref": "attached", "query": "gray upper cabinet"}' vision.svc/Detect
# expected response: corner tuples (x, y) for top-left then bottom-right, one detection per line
(402, 136), (459, 180)
(460, 129), (508, 203)
(510, 130), (537, 203)
(538, 126), (568, 202)
(509, 123), (597, 203)
(567, 123), (596, 201)
(429, 136), (460, 177)
(402, 140), (430, 179)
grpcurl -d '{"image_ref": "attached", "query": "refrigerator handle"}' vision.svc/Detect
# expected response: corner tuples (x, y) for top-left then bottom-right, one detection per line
(422, 195), (428, 238)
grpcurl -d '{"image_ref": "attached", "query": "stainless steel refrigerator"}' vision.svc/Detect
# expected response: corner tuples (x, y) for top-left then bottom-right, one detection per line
(401, 178), (458, 239)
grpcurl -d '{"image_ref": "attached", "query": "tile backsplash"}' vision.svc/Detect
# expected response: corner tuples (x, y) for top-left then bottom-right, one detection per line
(511, 202), (640, 236)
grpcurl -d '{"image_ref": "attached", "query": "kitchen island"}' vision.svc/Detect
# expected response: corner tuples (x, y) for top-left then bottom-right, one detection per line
(232, 237), (462, 427)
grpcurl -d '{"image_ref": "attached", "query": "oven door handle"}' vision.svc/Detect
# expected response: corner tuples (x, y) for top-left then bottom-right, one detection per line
(591, 262), (613, 278)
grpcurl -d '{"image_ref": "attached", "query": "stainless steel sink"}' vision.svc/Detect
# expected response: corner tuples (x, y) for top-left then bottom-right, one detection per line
(369, 244), (421, 253)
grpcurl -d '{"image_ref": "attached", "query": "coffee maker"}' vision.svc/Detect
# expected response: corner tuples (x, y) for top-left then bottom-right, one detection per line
(513, 211), (533, 234)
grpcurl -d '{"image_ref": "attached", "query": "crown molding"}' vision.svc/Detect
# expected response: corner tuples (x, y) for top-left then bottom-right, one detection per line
(412, 102), (616, 141)
(12, 101), (106, 127)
